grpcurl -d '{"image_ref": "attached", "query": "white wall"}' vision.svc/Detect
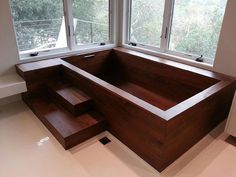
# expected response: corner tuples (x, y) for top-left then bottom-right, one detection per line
(0, 0), (236, 77)
(0, 0), (19, 76)
(214, 0), (236, 77)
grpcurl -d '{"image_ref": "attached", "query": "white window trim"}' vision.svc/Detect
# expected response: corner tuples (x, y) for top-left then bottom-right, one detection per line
(122, 0), (130, 45)
(161, 0), (174, 52)
(123, 0), (222, 66)
(11, 0), (117, 61)
(64, 0), (75, 50)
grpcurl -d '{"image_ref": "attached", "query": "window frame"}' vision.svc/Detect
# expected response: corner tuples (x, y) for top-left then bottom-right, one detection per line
(10, 0), (116, 60)
(69, 0), (113, 49)
(127, 0), (166, 51)
(124, 0), (225, 65)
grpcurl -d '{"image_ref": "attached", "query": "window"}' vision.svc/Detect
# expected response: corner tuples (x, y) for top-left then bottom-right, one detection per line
(10, 0), (113, 58)
(10, 0), (67, 53)
(169, 0), (227, 60)
(72, 0), (110, 45)
(126, 0), (227, 64)
(129, 0), (165, 47)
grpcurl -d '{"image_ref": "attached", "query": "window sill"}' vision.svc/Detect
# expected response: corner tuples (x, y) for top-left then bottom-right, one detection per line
(18, 44), (116, 63)
(122, 44), (214, 71)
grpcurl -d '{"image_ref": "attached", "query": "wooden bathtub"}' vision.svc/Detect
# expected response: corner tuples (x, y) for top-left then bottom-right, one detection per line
(17, 48), (236, 172)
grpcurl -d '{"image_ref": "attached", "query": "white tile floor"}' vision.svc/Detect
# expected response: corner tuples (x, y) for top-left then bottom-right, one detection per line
(0, 101), (236, 177)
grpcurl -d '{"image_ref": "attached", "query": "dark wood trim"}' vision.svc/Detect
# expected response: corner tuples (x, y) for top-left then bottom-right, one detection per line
(16, 48), (236, 172)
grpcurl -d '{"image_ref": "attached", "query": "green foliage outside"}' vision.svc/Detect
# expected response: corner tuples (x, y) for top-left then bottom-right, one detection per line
(10, 0), (64, 51)
(130, 0), (164, 47)
(130, 0), (227, 60)
(72, 0), (109, 45)
(10, 0), (109, 52)
(10, 0), (227, 59)
(170, 0), (227, 59)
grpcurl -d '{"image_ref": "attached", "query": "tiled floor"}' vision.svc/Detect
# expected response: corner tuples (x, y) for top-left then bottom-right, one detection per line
(0, 101), (236, 177)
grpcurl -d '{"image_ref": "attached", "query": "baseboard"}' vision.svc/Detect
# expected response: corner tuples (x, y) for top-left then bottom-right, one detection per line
(0, 94), (22, 106)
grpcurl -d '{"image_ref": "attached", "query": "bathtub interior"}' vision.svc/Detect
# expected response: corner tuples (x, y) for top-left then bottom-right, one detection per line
(63, 50), (219, 111)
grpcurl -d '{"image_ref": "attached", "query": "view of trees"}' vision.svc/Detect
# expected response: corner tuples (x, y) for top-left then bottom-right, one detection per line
(73, 0), (109, 45)
(10, 0), (109, 52)
(10, 0), (65, 52)
(10, 0), (227, 60)
(130, 0), (164, 47)
(170, 0), (227, 59)
(130, 0), (227, 60)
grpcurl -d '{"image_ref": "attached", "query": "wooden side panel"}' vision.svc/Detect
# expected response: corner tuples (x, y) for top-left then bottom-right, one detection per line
(62, 50), (112, 75)
(162, 81), (236, 168)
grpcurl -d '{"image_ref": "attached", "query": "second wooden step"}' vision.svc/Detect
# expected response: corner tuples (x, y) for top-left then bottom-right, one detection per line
(48, 82), (93, 116)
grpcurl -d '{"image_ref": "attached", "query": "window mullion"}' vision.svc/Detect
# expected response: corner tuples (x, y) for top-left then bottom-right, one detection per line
(160, 0), (174, 52)
(123, 0), (131, 44)
(63, 0), (76, 50)
(109, 0), (116, 44)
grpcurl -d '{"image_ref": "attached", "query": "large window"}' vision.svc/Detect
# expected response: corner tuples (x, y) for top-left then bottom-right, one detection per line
(10, 0), (113, 58)
(127, 0), (227, 64)
(10, 0), (66, 53)
(129, 0), (165, 47)
(169, 0), (227, 60)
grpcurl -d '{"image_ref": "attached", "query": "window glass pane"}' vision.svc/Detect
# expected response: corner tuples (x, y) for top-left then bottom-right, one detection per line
(169, 0), (227, 60)
(130, 0), (165, 47)
(72, 0), (110, 45)
(10, 0), (67, 53)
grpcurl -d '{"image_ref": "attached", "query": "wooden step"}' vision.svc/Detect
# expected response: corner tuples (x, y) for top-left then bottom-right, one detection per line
(28, 96), (107, 150)
(48, 82), (93, 116)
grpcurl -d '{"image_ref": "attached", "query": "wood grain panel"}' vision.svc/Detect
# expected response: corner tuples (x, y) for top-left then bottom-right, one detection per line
(62, 50), (112, 75)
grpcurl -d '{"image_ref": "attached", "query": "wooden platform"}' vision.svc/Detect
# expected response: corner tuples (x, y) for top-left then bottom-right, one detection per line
(16, 48), (236, 172)
(27, 96), (106, 150)
(23, 80), (106, 150)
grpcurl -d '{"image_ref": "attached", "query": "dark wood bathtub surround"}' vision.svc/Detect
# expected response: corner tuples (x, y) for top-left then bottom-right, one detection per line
(16, 58), (108, 150)
(28, 95), (106, 150)
(16, 48), (236, 172)
(62, 63), (168, 169)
